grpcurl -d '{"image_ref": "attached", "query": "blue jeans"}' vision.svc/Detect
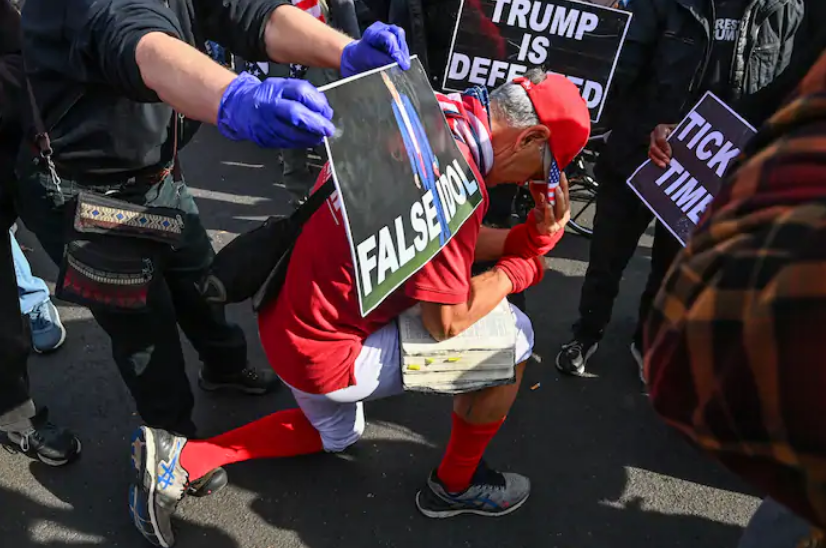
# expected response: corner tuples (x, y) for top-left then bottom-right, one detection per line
(10, 230), (49, 315)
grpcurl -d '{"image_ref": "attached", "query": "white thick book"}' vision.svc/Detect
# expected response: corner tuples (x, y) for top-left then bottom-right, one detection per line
(398, 299), (518, 394)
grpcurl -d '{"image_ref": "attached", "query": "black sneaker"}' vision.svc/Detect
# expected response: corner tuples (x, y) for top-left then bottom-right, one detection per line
(2, 408), (81, 466)
(128, 426), (189, 547)
(187, 467), (228, 498)
(415, 461), (531, 519)
(198, 365), (279, 395)
(555, 338), (599, 376)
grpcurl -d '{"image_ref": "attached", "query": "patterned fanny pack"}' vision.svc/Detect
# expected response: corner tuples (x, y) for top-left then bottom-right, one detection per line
(56, 190), (186, 312)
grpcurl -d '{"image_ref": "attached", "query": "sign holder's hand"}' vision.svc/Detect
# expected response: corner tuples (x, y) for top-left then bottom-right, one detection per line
(649, 124), (677, 168)
(340, 22), (411, 78)
(217, 74), (335, 149)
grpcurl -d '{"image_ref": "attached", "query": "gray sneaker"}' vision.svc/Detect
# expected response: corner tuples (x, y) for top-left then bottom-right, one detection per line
(29, 300), (66, 354)
(415, 461), (531, 519)
(129, 426), (189, 547)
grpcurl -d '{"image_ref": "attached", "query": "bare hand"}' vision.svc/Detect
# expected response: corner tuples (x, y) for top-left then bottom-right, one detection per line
(649, 124), (676, 169)
(528, 172), (570, 236)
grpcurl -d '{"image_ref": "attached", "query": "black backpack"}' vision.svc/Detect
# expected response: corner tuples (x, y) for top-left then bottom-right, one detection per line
(198, 177), (334, 312)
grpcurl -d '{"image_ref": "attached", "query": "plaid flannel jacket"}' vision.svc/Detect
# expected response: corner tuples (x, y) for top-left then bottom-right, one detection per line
(645, 49), (826, 538)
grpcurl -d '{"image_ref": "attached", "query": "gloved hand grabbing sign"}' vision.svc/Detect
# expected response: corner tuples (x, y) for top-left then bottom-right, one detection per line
(340, 22), (411, 78)
(218, 73), (335, 149)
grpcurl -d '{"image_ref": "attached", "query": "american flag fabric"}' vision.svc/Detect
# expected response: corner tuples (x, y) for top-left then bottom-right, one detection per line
(292, 0), (325, 22)
(435, 87), (494, 176)
(288, 0), (326, 79)
(645, 49), (826, 537)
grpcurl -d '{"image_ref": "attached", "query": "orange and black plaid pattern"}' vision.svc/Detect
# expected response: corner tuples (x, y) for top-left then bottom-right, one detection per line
(645, 49), (826, 534)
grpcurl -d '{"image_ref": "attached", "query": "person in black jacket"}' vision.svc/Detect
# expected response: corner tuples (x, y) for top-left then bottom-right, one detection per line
(14, 0), (409, 451)
(555, 0), (808, 379)
(0, 0), (80, 467)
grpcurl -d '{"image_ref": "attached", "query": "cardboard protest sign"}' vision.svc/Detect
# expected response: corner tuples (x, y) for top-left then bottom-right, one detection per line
(321, 58), (485, 316)
(626, 92), (756, 246)
(443, 0), (632, 122)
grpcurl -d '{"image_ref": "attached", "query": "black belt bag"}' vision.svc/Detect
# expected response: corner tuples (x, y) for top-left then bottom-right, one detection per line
(56, 190), (186, 312)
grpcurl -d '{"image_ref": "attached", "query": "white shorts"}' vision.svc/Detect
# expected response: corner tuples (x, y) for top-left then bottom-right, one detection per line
(287, 303), (535, 452)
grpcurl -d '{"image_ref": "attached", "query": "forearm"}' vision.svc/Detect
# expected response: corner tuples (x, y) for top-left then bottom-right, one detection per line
(422, 269), (513, 341)
(264, 5), (353, 69)
(135, 32), (235, 125)
(475, 225), (509, 262)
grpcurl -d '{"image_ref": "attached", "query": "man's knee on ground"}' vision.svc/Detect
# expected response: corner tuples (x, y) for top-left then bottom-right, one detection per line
(319, 405), (366, 453)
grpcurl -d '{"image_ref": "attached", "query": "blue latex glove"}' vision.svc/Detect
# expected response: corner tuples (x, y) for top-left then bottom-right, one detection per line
(340, 22), (411, 78)
(217, 73), (335, 149)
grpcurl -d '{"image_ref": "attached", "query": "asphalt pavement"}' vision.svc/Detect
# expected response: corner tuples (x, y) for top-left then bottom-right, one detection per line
(0, 126), (760, 548)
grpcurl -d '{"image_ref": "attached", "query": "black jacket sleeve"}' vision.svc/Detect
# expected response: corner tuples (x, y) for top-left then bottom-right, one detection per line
(598, 0), (662, 130)
(69, 0), (185, 102)
(195, 0), (291, 62)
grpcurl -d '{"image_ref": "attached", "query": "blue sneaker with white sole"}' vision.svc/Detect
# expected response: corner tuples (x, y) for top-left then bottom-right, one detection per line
(29, 300), (66, 354)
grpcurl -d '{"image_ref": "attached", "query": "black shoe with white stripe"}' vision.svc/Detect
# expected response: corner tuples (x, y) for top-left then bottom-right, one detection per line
(555, 337), (599, 376)
(2, 408), (80, 466)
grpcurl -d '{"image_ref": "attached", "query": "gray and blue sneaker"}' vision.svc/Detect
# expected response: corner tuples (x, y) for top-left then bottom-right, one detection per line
(29, 300), (66, 354)
(129, 427), (190, 548)
(415, 461), (531, 519)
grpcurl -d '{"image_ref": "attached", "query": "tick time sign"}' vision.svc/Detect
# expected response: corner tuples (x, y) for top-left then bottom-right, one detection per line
(627, 92), (757, 246)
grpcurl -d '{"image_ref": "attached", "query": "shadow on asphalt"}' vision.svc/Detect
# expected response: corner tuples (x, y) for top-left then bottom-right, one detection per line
(1, 467), (239, 548)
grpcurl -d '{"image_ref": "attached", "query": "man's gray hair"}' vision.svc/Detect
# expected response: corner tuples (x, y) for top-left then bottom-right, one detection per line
(489, 68), (547, 129)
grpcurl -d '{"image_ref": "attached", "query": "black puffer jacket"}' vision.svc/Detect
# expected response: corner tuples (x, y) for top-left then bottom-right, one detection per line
(597, 0), (805, 181)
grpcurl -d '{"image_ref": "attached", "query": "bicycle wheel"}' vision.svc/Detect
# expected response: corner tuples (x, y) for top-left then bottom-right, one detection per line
(565, 155), (599, 238)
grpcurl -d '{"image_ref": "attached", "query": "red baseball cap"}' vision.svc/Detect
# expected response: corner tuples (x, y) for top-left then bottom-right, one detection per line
(513, 73), (591, 170)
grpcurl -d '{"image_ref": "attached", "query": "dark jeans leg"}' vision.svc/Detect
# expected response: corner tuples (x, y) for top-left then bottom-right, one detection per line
(0, 228), (36, 432)
(575, 175), (653, 340)
(13, 170), (244, 435)
(158, 177), (248, 375)
(634, 221), (682, 346)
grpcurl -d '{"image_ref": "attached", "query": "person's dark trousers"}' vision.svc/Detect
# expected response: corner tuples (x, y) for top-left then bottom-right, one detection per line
(633, 220), (681, 346)
(329, 0), (362, 38)
(13, 166), (248, 437)
(574, 168), (681, 343)
(0, 202), (36, 433)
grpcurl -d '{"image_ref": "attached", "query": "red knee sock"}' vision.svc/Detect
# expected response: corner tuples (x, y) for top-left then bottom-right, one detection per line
(437, 412), (506, 493)
(180, 408), (323, 482)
